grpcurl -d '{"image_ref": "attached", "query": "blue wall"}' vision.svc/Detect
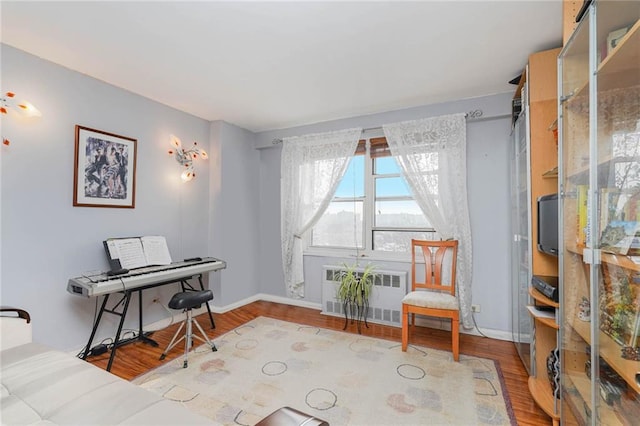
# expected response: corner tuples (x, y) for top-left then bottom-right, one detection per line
(1, 43), (516, 351)
(254, 94), (514, 337)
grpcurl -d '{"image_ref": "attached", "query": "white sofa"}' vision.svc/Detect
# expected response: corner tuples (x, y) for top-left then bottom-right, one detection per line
(0, 308), (215, 425)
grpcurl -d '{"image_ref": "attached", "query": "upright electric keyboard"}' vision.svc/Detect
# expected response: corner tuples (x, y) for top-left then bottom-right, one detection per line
(69, 256), (226, 372)
(68, 257), (226, 297)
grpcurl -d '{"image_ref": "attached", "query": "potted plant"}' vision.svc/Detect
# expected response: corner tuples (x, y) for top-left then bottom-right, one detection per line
(336, 263), (376, 334)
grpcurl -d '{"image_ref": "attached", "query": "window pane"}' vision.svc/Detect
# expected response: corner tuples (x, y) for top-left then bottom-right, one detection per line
(311, 201), (363, 248)
(334, 156), (364, 198)
(375, 200), (430, 227)
(373, 230), (438, 252)
(374, 156), (400, 175)
(375, 177), (412, 197)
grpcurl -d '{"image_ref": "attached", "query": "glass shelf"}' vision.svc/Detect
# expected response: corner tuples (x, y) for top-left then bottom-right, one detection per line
(559, 2), (640, 425)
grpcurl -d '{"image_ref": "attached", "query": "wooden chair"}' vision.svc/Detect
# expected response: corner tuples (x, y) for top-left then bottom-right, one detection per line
(401, 239), (460, 361)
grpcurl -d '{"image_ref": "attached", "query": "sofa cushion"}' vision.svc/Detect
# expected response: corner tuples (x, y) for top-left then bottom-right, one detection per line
(2, 384), (45, 425)
(1, 342), (214, 425)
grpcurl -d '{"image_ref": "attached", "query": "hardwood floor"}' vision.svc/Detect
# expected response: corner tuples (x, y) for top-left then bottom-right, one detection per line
(87, 300), (550, 425)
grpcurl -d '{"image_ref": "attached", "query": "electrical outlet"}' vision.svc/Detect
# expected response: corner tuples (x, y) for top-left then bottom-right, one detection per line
(472, 304), (481, 313)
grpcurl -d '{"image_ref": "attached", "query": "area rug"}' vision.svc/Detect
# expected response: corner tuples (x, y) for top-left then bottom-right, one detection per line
(133, 317), (515, 425)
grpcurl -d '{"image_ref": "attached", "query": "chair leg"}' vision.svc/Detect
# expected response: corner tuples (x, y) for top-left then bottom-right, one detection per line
(401, 305), (409, 352)
(159, 321), (186, 360)
(452, 316), (460, 362)
(182, 309), (194, 368)
(161, 308), (216, 367)
(191, 314), (217, 352)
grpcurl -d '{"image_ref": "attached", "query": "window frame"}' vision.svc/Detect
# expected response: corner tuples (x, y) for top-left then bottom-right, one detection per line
(306, 137), (436, 260)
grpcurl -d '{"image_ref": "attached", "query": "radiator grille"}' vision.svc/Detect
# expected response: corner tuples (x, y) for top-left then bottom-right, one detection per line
(321, 266), (407, 327)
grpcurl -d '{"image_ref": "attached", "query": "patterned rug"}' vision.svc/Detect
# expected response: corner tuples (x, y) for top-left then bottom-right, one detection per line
(133, 317), (515, 425)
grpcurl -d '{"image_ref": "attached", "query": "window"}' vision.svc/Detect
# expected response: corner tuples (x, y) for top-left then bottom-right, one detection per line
(311, 155), (365, 249)
(310, 138), (436, 255)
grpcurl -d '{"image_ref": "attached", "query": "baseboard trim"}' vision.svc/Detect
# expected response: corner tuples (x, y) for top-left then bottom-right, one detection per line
(144, 294), (321, 331)
(251, 293), (323, 311)
(209, 296), (511, 341)
(143, 296), (511, 343)
(210, 293), (323, 313)
(464, 326), (513, 342)
(401, 316), (511, 342)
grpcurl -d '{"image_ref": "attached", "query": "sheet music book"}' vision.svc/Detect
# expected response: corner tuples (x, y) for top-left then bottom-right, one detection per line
(104, 236), (173, 270)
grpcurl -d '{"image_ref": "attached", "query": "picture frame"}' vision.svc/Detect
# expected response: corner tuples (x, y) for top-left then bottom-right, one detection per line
(73, 125), (137, 208)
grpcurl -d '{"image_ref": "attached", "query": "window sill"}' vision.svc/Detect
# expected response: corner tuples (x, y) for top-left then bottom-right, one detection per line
(303, 248), (411, 263)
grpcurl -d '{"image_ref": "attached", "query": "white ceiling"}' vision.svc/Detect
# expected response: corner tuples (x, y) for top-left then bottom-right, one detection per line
(1, 1), (563, 132)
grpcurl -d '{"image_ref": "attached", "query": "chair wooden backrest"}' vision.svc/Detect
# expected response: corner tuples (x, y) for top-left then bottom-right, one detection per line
(411, 239), (458, 296)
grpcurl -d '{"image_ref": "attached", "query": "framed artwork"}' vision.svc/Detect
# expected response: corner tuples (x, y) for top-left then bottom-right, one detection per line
(73, 125), (137, 208)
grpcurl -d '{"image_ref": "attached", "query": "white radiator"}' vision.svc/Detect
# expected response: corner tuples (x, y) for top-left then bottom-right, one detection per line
(321, 265), (407, 327)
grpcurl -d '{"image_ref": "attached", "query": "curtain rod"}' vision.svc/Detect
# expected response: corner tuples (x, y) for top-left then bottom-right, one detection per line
(260, 109), (510, 148)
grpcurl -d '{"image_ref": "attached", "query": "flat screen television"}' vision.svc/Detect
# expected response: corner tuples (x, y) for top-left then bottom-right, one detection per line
(537, 193), (559, 256)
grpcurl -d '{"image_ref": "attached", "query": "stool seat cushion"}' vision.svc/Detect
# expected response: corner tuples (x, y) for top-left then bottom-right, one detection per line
(168, 290), (213, 310)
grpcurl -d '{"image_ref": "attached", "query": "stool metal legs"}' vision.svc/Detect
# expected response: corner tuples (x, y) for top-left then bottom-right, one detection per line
(159, 309), (217, 367)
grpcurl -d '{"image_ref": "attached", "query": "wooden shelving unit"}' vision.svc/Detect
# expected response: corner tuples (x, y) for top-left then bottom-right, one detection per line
(568, 244), (640, 272)
(527, 288), (560, 426)
(527, 304), (559, 330)
(559, 2), (640, 424)
(570, 320), (640, 392)
(528, 47), (561, 280)
(512, 46), (561, 424)
(563, 19), (640, 103)
(542, 166), (558, 179)
(529, 376), (561, 425)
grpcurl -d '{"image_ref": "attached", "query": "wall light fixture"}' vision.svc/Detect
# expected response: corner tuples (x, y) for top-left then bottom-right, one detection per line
(1, 91), (42, 146)
(168, 134), (208, 182)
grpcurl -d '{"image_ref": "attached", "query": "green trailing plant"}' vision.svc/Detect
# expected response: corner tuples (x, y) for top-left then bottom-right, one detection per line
(335, 263), (376, 333)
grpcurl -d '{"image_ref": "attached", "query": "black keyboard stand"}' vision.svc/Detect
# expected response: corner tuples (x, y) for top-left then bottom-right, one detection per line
(80, 273), (215, 372)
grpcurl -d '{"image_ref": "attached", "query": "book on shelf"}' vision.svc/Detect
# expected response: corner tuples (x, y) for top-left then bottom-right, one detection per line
(599, 187), (640, 246)
(577, 184), (588, 246)
(602, 188), (640, 220)
(103, 235), (172, 271)
(599, 267), (640, 348)
(600, 220), (640, 256)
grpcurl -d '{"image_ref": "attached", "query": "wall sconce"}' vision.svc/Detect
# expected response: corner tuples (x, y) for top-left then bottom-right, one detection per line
(168, 134), (208, 182)
(1, 91), (42, 146)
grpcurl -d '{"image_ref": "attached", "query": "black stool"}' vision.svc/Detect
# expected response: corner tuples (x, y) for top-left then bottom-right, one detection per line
(159, 290), (217, 368)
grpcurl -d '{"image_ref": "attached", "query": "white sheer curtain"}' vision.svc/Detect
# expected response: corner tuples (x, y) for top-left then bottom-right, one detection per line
(383, 114), (473, 328)
(281, 128), (362, 298)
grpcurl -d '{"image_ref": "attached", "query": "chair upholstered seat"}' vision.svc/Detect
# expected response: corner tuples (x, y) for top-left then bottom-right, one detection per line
(402, 290), (459, 310)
